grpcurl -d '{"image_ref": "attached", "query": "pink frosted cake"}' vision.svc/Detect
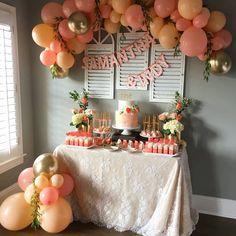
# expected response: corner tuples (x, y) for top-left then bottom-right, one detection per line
(115, 100), (140, 129)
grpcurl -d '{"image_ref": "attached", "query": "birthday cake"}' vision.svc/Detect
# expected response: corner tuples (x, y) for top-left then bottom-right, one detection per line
(115, 100), (140, 129)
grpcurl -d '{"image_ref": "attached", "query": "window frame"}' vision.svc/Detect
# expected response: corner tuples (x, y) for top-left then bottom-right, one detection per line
(0, 2), (24, 174)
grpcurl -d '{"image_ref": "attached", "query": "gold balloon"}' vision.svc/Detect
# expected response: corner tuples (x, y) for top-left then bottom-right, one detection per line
(68, 11), (90, 35)
(209, 50), (232, 75)
(33, 153), (59, 177)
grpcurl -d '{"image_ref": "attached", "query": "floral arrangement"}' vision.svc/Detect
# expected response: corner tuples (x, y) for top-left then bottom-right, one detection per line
(69, 89), (93, 130)
(159, 92), (192, 137)
(120, 104), (140, 114)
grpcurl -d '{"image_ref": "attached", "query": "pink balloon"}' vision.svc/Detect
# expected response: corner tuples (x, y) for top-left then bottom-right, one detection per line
(50, 40), (62, 54)
(40, 187), (59, 205)
(176, 18), (192, 31)
(40, 50), (57, 66)
(41, 2), (65, 24)
(75, 0), (96, 13)
(180, 26), (207, 57)
(193, 14), (209, 28)
(77, 30), (93, 43)
(62, 0), (78, 18)
(59, 19), (75, 40)
(211, 36), (224, 51)
(100, 4), (112, 19)
(215, 29), (233, 48)
(197, 53), (207, 61)
(154, 0), (176, 18)
(125, 4), (144, 30)
(18, 167), (34, 191)
(170, 9), (181, 22)
(58, 174), (74, 197)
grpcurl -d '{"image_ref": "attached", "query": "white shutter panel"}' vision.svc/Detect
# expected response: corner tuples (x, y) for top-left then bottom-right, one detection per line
(150, 44), (185, 103)
(116, 32), (149, 90)
(84, 29), (114, 99)
(0, 9), (22, 163)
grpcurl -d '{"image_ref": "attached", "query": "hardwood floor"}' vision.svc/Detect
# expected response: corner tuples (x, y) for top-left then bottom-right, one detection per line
(0, 214), (235, 236)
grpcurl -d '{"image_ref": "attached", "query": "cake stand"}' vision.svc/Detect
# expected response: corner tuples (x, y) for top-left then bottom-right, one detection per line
(112, 125), (140, 136)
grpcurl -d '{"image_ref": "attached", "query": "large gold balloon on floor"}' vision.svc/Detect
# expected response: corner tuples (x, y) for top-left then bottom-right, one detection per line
(209, 50), (232, 75)
(68, 11), (90, 35)
(33, 153), (59, 177)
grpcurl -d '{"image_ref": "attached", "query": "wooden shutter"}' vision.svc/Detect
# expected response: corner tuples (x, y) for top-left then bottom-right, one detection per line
(149, 44), (185, 103)
(116, 32), (149, 90)
(84, 29), (114, 99)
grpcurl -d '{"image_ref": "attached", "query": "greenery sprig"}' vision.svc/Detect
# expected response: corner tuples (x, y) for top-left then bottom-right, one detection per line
(69, 89), (90, 111)
(50, 64), (64, 79)
(93, 0), (102, 31)
(30, 181), (41, 230)
(203, 32), (213, 82)
(174, 41), (181, 57)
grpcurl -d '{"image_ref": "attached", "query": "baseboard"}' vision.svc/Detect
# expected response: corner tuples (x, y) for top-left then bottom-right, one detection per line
(193, 194), (236, 219)
(0, 183), (21, 204)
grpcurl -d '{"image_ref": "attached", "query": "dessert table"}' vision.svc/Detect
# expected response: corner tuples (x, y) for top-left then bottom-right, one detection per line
(53, 145), (198, 236)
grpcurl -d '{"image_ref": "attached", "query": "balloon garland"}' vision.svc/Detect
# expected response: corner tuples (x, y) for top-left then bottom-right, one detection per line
(32, 0), (232, 81)
(0, 153), (75, 233)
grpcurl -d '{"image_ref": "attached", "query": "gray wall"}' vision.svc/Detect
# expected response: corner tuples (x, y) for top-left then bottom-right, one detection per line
(29, 0), (235, 201)
(0, 0), (34, 190)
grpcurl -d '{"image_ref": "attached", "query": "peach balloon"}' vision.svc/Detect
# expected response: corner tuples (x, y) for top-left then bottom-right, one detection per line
(57, 51), (75, 69)
(215, 29), (232, 48)
(59, 19), (75, 40)
(125, 4), (144, 30)
(62, 0), (78, 18)
(178, 0), (202, 20)
(40, 50), (57, 66)
(150, 17), (164, 39)
(205, 11), (226, 33)
(176, 18), (192, 31)
(158, 23), (179, 49)
(35, 174), (50, 189)
(180, 26), (207, 56)
(32, 24), (55, 48)
(50, 40), (62, 53)
(120, 14), (128, 27)
(41, 2), (65, 24)
(24, 183), (36, 204)
(0, 193), (33, 231)
(104, 19), (120, 34)
(170, 9), (181, 22)
(112, 0), (132, 14)
(40, 198), (72, 233)
(50, 174), (64, 188)
(100, 4), (112, 19)
(110, 10), (121, 23)
(77, 30), (94, 43)
(154, 0), (176, 18)
(75, 0), (96, 13)
(67, 38), (86, 54)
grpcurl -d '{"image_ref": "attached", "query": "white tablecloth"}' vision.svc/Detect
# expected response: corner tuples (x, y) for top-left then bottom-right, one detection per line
(54, 145), (198, 236)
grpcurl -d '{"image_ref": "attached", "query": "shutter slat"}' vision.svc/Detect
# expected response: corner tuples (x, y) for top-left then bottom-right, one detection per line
(116, 32), (148, 90)
(149, 43), (185, 103)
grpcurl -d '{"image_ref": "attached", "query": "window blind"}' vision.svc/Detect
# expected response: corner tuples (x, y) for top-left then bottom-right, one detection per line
(0, 6), (22, 163)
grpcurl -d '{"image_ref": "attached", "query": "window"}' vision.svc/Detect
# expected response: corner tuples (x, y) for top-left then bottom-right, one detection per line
(0, 2), (23, 173)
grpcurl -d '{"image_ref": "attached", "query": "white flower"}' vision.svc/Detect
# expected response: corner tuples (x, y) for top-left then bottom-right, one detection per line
(72, 113), (84, 125)
(163, 119), (184, 134)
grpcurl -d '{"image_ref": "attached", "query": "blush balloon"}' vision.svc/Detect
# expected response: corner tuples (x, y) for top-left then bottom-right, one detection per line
(41, 2), (65, 24)
(75, 0), (96, 13)
(58, 19), (75, 40)
(154, 0), (176, 18)
(176, 18), (192, 31)
(193, 8), (210, 28)
(40, 50), (57, 66)
(50, 40), (62, 54)
(40, 187), (59, 205)
(170, 9), (181, 22)
(77, 30), (93, 43)
(100, 4), (112, 19)
(62, 0), (78, 18)
(125, 4), (144, 30)
(215, 29), (232, 48)
(18, 167), (34, 191)
(58, 174), (74, 197)
(211, 36), (224, 51)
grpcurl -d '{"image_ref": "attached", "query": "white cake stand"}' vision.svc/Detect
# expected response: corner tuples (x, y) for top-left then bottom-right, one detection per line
(112, 125), (140, 136)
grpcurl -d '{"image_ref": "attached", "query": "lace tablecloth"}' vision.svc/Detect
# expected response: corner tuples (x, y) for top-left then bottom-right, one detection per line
(54, 145), (198, 236)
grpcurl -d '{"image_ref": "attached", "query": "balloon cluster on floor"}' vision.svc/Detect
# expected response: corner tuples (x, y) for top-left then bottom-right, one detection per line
(32, 0), (232, 81)
(0, 153), (74, 233)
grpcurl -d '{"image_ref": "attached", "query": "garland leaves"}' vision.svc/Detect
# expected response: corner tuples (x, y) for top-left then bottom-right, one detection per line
(203, 32), (213, 82)
(30, 181), (41, 230)
(93, 0), (102, 31)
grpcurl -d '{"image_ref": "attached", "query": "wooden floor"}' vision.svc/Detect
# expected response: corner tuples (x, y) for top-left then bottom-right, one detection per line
(0, 214), (235, 236)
